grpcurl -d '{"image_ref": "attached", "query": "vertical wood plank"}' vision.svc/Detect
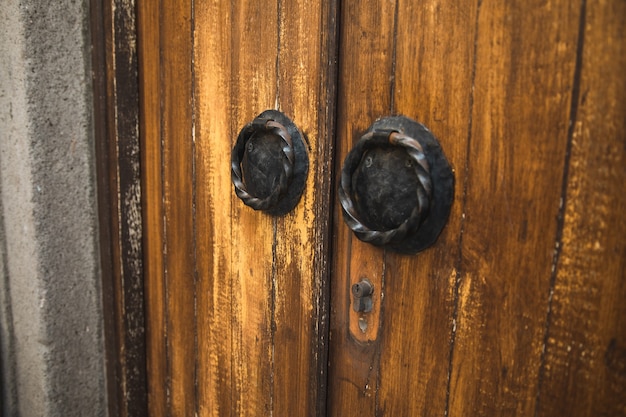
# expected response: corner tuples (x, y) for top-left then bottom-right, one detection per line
(535, 1), (626, 415)
(193, 1), (234, 415)
(91, 0), (121, 412)
(194, 0), (336, 415)
(227, 3), (277, 415)
(137, 0), (166, 415)
(160, 0), (197, 415)
(273, 0), (337, 415)
(448, 1), (582, 415)
(94, 0), (147, 415)
(378, 1), (478, 415)
(196, 2), (277, 416)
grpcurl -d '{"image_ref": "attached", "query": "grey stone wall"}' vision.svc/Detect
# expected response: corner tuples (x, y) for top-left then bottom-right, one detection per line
(0, 0), (107, 416)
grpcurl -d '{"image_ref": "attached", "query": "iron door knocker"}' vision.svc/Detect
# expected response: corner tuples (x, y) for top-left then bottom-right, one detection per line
(338, 116), (454, 254)
(231, 110), (309, 216)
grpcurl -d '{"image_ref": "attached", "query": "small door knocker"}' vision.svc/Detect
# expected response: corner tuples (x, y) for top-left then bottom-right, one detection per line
(338, 116), (454, 254)
(231, 110), (309, 216)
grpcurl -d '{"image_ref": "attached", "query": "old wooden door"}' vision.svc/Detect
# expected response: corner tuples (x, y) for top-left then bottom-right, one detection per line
(107, 0), (625, 415)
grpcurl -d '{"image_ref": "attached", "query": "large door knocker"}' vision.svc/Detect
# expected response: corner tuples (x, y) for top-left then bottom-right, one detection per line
(338, 116), (454, 254)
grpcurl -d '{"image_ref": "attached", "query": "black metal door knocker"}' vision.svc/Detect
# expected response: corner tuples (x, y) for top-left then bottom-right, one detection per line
(338, 116), (454, 254)
(231, 110), (309, 216)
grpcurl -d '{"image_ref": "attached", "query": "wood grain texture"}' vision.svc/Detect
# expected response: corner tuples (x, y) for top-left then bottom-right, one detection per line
(93, 0), (147, 415)
(328, 0), (477, 415)
(138, 0), (197, 415)
(196, 2), (278, 416)
(160, 0), (197, 415)
(535, 1), (626, 415)
(137, 0), (166, 415)
(193, 2), (235, 415)
(273, 0), (337, 415)
(448, 1), (582, 415)
(139, 0), (337, 415)
(380, 1), (479, 415)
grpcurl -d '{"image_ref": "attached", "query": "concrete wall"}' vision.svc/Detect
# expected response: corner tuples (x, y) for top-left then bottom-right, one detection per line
(0, 0), (107, 416)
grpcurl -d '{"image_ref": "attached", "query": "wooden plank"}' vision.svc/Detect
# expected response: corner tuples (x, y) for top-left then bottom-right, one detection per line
(535, 1), (626, 415)
(378, 1), (479, 415)
(195, 2), (277, 416)
(193, 1), (235, 415)
(328, 0), (477, 415)
(137, 0), (166, 415)
(448, 1), (583, 415)
(273, 0), (337, 415)
(194, 0), (336, 415)
(160, 0), (196, 415)
(226, 4), (277, 414)
(94, 0), (147, 415)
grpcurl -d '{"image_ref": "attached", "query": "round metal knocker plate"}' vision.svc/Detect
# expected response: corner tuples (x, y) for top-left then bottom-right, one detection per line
(231, 110), (309, 216)
(339, 116), (454, 254)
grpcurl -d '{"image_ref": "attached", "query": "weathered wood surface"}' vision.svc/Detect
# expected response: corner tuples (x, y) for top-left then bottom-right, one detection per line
(137, 0), (336, 415)
(328, 0), (625, 416)
(328, 0), (476, 415)
(126, 0), (625, 415)
(535, 1), (626, 415)
(446, 1), (582, 415)
(136, 0), (167, 415)
(92, 0), (147, 415)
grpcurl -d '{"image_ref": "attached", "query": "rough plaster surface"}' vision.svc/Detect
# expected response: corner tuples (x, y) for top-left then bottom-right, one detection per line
(0, 0), (107, 416)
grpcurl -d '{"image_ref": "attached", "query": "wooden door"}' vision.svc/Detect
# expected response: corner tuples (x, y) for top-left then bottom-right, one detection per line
(327, 1), (626, 416)
(137, 0), (336, 416)
(100, 0), (626, 415)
